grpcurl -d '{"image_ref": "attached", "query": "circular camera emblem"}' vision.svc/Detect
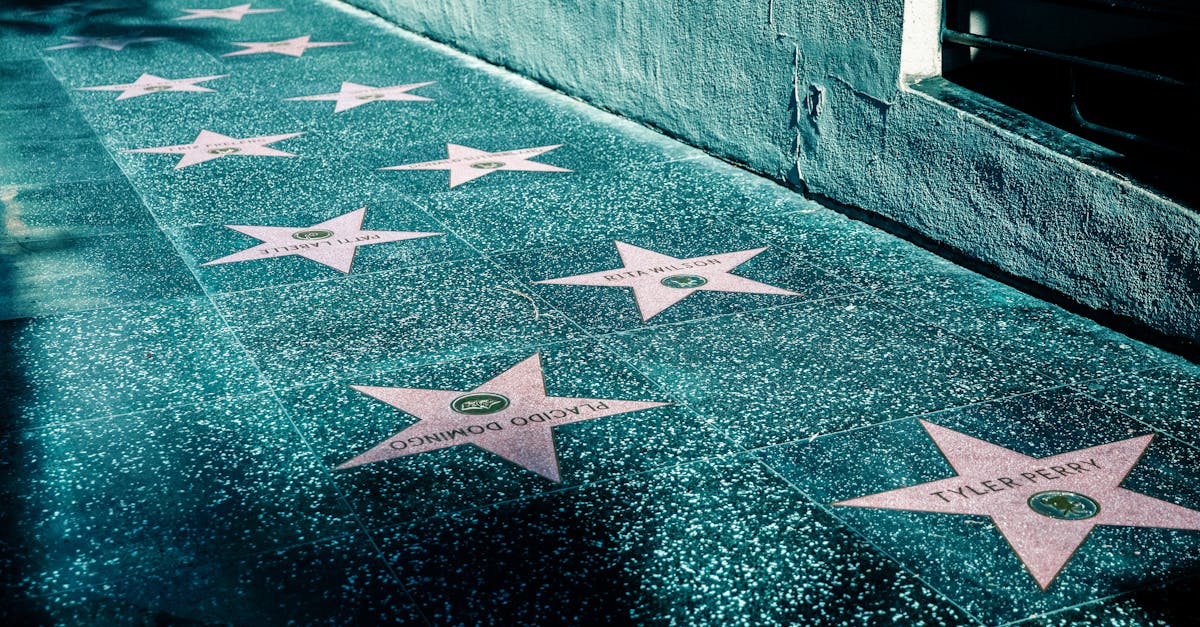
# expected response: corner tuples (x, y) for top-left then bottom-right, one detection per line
(292, 229), (334, 241)
(356, 93), (384, 101)
(208, 146), (241, 155)
(1028, 491), (1100, 521)
(451, 393), (510, 415)
(660, 274), (708, 289)
(145, 85), (172, 92)
(470, 161), (506, 170)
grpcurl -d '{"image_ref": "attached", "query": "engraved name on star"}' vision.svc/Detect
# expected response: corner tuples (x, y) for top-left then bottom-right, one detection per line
(380, 143), (571, 188)
(202, 207), (441, 273)
(222, 35), (349, 58)
(535, 241), (800, 320)
(338, 353), (669, 481)
(174, 3), (282, 21)
(46, 35), (167, 51)
(121, 129), (303, 169)
(285, 81), (434, 113)
(835, 421), (1200, 589)
(77, 73), (228, 100)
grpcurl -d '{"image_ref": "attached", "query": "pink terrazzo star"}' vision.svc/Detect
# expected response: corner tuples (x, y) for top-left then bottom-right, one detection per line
(836, 421), (1200, 589)
(286, 81), (435, 113)
(223, 35), (349, 58)
(173, 3), (282, 21)
(338, 353), (669, 481)
(202, 207), (441, 273)
(121, 129), (303, 169)
(535, 241), (799, 320)
(380, 143), (570, 188)
(77, 73), (228, 100)
(46, 35), (166, 51)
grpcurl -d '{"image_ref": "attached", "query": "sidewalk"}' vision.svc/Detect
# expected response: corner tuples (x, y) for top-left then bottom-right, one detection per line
(1, 1), (1198, 624)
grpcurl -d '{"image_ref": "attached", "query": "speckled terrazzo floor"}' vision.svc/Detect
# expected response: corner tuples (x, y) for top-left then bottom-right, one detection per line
(1, 1), (1199, 625)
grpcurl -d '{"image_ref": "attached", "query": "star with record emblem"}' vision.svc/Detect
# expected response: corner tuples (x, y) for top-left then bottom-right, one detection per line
(835, 421), (1200, 589)
(121, 129), (303, 169)
(338, 353), (669, 482)
(285, 81), (434, 113)
(380, 143), (570, 188)
(202, 207), (441, 273)
(222, 35), (349, 58)
(173, 3), (282, 21)
(535, 241), (800, 320)
(46, 35), (167, 51)
(76, 73), (228, 100)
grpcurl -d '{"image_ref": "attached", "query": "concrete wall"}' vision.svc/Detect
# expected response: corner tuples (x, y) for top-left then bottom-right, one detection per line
(337, 0), (1199, 345)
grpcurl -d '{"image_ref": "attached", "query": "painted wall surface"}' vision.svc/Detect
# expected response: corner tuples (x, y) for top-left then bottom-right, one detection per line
(339, 0), (1199, 344)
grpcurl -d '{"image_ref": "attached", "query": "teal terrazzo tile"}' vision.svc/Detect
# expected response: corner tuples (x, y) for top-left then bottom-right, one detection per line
(224, 52), (449, 105)
(377, 456), (973, 626)
(1076, 363), (1200, 449)
(641, 151), (828, 219)
(170, 200), (476, 294)
(760, 388), (1200, 624)
(732, 204), (964, 291)
(0, 178), (156, 237)
(370, 127), (684, 200)
(0, 59), (70, 110)
(0, 23), (57, 61)
(293, 81), (691, 173)
(498, 219), (854, 333)
(886, 265), (1175, 383)
(199, 29), (356, 63)
(94, 94), (303, 149)
(214, 256), (584, 388)
(280, 341), (729, 528)
(605, 296), (1056, 449)
(0, 297), (266, 431)
(4, 533), (424, 625)
(0, 139), (122, 185)
(0, 229), (202, 319)
(0, 393), (356, 595)
(114, 135), (417, 228)
(42, 36), (218, 86)
(406, 165), (769, 255)
(1016, 578), (1196, 626)
(61, 61), (235, 117)
(0, 106), (94, 142)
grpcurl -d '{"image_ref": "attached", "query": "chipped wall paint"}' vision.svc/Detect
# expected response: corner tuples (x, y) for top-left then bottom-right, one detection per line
(337, 0), (1199, 345)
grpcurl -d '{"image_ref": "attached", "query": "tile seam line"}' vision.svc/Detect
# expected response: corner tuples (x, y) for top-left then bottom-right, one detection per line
(994, 571), (1200, 626)
(363, 451), (754, 545)
(735, 383), (1079, 459)
(1073, 385), (1200, 456)
(751, 459), (989, 626)
(39, 51), (436, 626)
(876, 289), (1159, 386)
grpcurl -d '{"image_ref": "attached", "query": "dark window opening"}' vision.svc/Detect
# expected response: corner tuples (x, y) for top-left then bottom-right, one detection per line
(942, 0), (1199, 205)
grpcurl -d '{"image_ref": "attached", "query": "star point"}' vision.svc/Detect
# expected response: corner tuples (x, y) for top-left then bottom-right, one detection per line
(380, 142), (571, 187)
(535, 241), (799, 320)
(222, 35), (349, 58)
(286, 80), (435, 113)
(337, 353), (669, 482)
(121, 129), (303, 169)
(174, 3), (283, 21)
(201, 207), (442, 273)
(834, 422), (1200, 589)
